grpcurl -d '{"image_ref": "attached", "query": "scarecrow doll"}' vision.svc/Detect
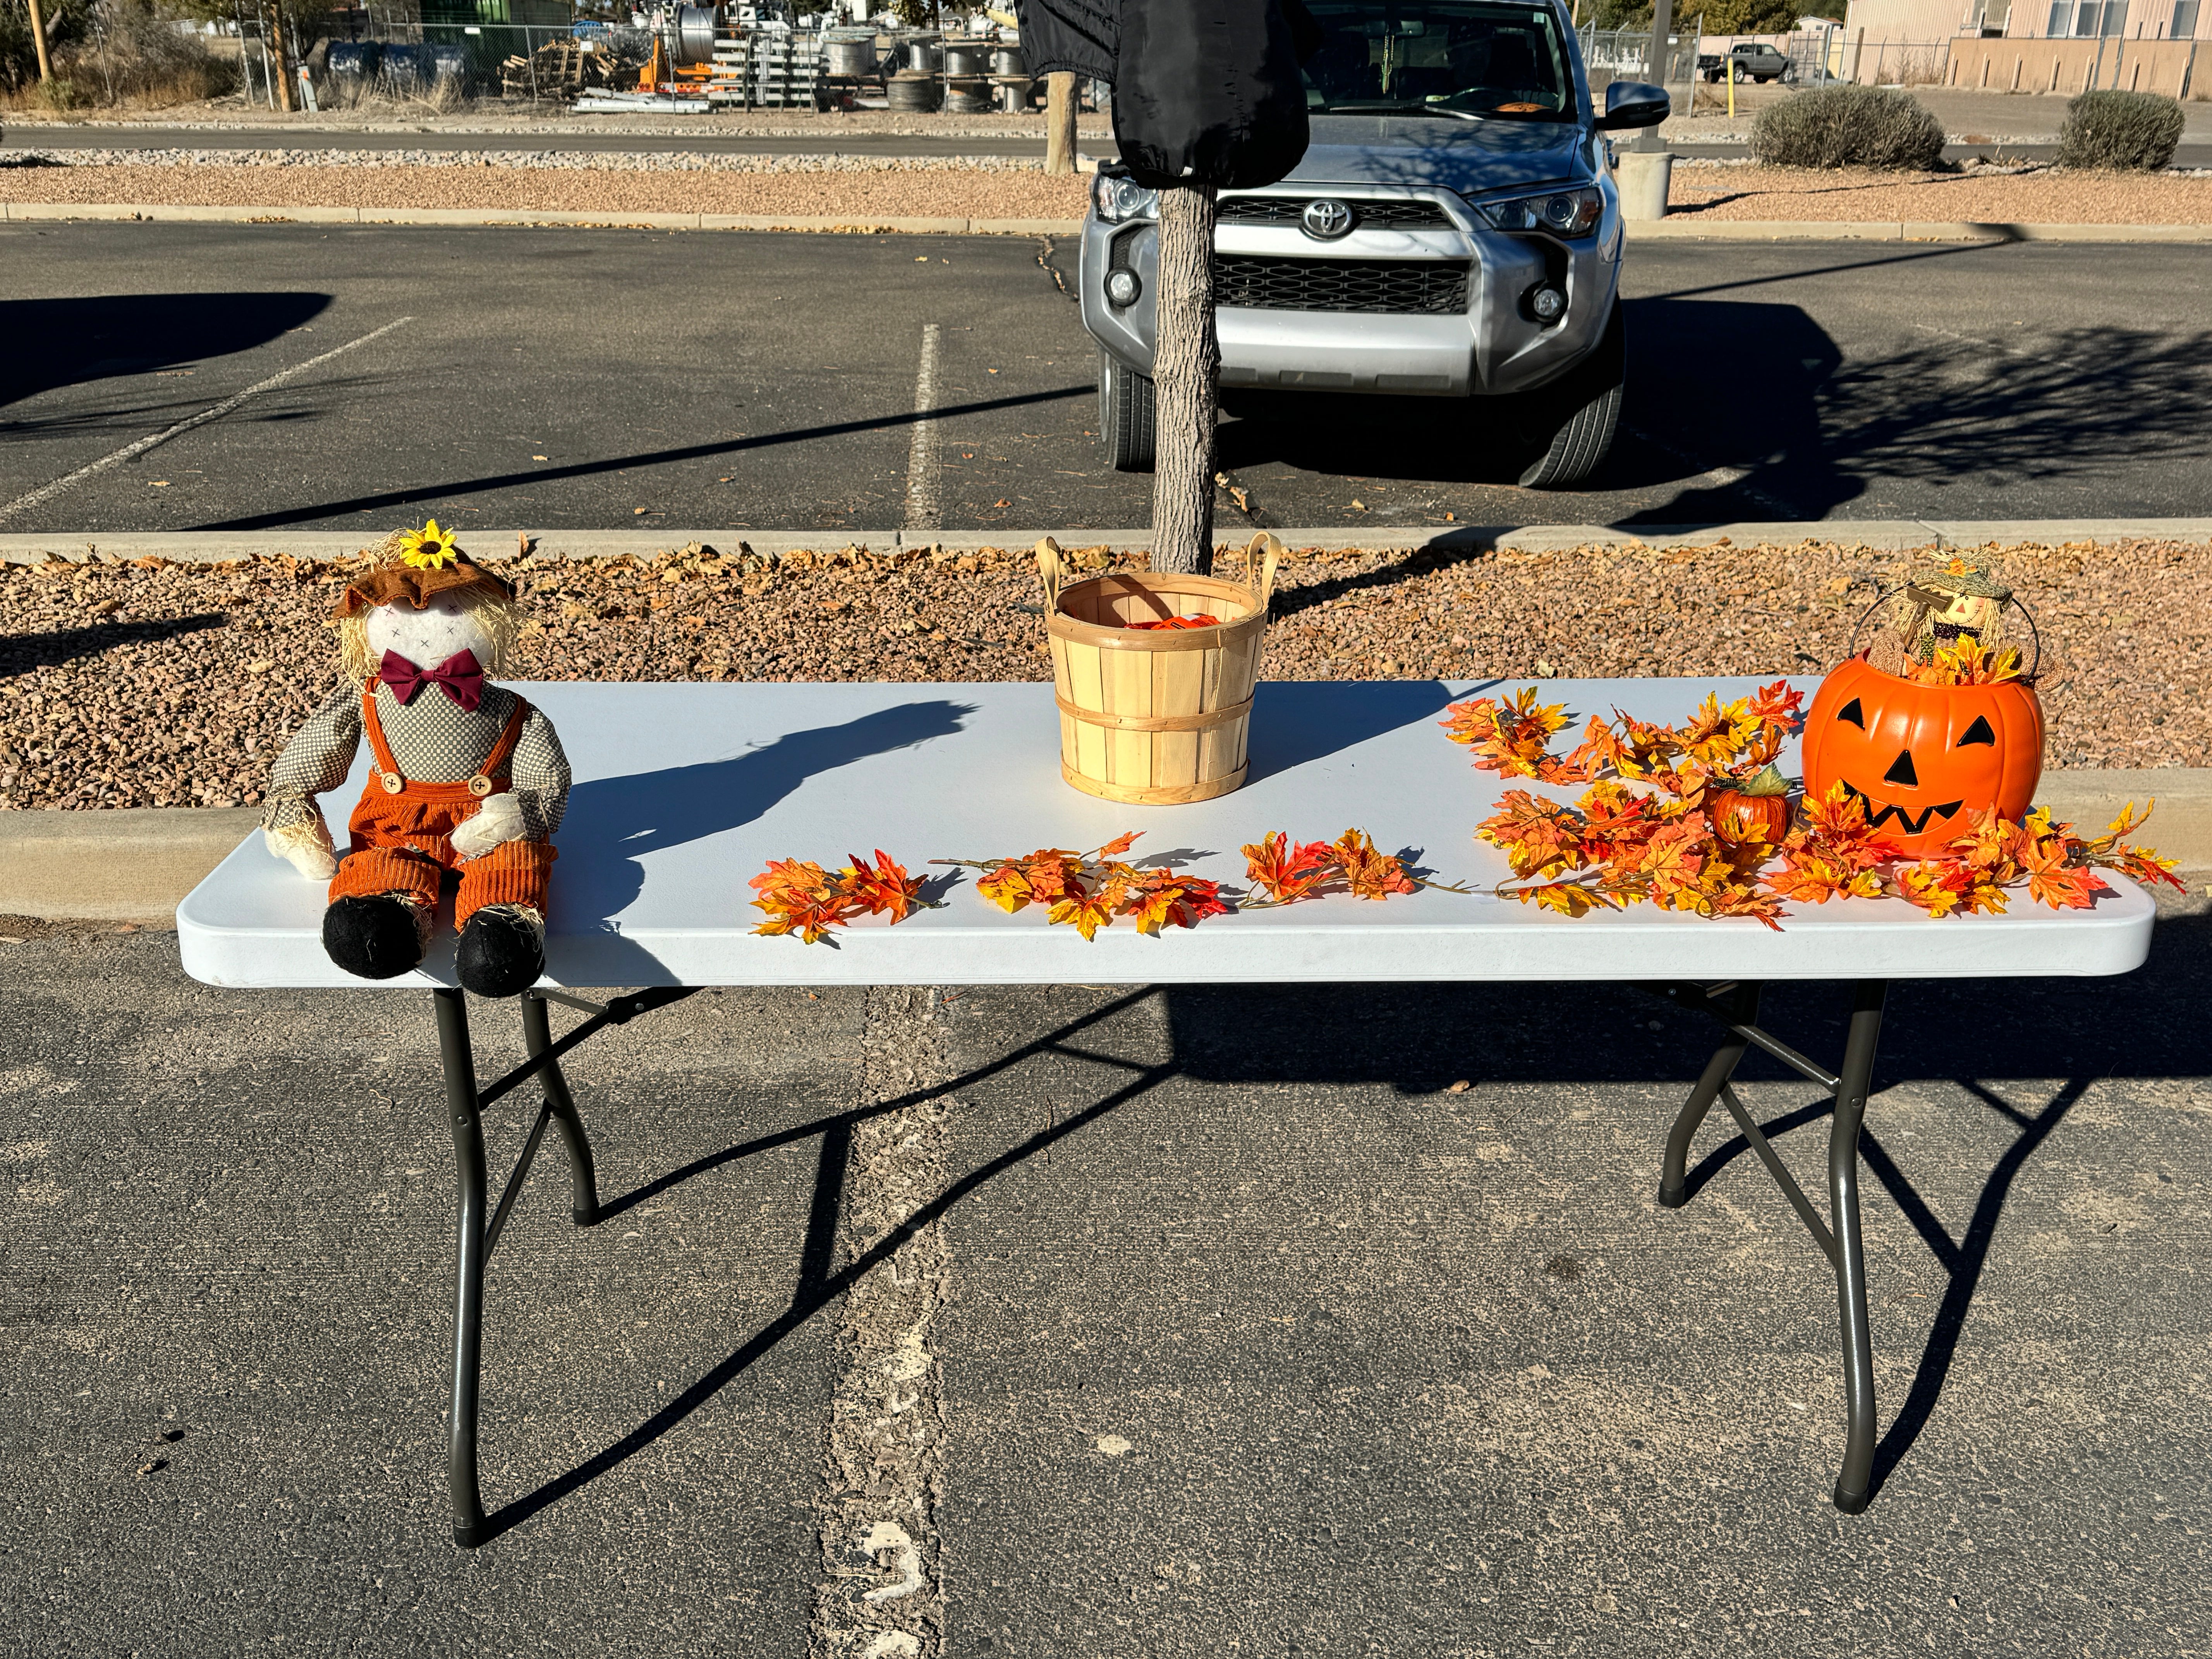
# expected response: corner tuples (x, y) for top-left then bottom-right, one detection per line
(1867, 557), (2013, 676)
(260, 523), (569, 997)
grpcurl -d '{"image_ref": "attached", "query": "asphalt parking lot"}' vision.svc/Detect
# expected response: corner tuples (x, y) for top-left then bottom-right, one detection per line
(4, 224), (2210, 539)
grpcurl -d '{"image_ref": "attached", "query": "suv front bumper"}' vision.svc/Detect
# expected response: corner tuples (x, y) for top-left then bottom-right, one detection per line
(1079, 181), (1623, 400)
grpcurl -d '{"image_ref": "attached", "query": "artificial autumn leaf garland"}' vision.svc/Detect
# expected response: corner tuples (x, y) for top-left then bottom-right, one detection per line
(933, 832), (1231, 939)
(749, 828), (1460, 945)
(749, 851), (935, 944)
(1448, 682), (2180, 921)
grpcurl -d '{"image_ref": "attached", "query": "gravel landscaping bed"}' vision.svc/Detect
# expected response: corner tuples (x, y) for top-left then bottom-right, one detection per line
(2, 537), (2202, 812)
(0, 156), (1091, 219)
(1668, 161), (2212, 223)
(5, 153), (2208, 223)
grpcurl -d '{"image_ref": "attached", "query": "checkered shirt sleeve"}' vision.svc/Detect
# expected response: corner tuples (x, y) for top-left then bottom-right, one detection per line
(510, 707), (572, 840)
(260, 682), (362, 832)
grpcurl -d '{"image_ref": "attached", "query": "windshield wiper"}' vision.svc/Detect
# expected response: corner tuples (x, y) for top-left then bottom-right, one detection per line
(1322, 100), (1485, 120)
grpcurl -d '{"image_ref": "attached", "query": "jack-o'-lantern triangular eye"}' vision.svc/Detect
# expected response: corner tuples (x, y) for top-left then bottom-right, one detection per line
(1958, 715), (1996, 747)
(1837, 697), (1865, 728)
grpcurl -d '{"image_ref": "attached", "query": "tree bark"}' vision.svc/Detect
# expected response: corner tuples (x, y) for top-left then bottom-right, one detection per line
(270, 6), (296, 113)
(1043, 72), (1077, 175)
(26, 0), (54, 84)
(1149, 183), (1218, 578)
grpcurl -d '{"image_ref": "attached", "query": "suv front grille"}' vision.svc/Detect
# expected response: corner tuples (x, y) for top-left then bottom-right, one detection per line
(1217, 196), (1455, 230)
(1214, 255), (1471, 316)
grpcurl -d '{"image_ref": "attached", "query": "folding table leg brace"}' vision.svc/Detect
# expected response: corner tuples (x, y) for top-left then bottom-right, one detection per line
(1651, 979), (1888, 1513)
(431, 983), (697, 1548)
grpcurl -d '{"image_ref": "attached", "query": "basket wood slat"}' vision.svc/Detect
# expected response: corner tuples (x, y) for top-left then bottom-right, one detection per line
(1039, 534), (1281, 805)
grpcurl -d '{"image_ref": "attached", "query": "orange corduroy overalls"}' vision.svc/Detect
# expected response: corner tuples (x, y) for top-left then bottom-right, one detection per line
(327, 690), (555, 928)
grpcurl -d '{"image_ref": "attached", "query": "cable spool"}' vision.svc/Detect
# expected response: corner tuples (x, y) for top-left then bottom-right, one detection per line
(886, 70), (940, 111)
(672, 5), (716, 67)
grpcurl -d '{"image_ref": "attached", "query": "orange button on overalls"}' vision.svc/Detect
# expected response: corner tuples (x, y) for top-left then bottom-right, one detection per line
(328, 690), (556, 929)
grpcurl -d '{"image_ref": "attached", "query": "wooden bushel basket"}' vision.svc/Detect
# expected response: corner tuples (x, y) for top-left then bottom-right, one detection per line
(1039, 532), (1282, 805)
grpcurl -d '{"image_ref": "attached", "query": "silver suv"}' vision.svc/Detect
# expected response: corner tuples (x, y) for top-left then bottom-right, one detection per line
(1078, 0), (1665, 488)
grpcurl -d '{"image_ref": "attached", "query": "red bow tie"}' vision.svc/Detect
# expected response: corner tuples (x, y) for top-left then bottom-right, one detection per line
(377, 649), (486, 711)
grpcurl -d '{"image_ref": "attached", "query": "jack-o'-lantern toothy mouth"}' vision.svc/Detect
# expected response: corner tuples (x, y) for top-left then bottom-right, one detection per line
(1839, 782), (1965, 836)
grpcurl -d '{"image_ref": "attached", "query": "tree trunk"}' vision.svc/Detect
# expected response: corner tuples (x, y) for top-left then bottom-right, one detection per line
(1149, 183), (1218, 578)
(1043, 72), (1077, 175)
(270, 7), (296, 112)
(26, 0), (54, 84)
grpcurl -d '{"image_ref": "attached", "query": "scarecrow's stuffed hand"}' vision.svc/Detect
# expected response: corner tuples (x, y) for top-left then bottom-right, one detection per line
(265, 817), (338, 881)
(450, 792), (526, 861)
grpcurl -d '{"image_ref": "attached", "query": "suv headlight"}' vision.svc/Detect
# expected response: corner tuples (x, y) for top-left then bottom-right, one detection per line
(1474, 187), (1603, 237)
(1093, 173), (1160, 224)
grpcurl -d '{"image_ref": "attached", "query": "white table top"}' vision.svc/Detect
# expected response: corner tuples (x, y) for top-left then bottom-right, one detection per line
(176, 678), (2156, 989)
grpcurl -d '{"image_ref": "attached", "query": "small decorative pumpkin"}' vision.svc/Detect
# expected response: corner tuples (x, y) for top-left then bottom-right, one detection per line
(1707, 763), (1793, 847)
(1800, 656), (2043, 856)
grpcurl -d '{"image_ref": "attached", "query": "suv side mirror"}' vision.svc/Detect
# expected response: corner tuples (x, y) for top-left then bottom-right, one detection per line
(1595, 81), (1669, 130)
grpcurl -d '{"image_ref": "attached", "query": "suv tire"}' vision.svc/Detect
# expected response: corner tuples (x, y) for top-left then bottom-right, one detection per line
(1517, 301), (1625, 490)
(1098, 350), (1156, 473)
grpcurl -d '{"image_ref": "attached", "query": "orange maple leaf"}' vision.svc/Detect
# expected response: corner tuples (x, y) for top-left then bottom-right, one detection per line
(1242, 831), (1335, 903)
(1331, 829), (1417, 900)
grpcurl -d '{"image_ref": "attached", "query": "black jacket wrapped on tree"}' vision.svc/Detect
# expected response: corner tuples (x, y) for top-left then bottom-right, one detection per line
(1016, 0), (1317, 191)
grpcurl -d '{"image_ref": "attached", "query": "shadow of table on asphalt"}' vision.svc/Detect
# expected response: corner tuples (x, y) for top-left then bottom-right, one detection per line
(479, 895), (2206, 1539)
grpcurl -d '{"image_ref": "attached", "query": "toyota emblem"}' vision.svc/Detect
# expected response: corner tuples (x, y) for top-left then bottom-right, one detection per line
(1300, 199), (1355, 240)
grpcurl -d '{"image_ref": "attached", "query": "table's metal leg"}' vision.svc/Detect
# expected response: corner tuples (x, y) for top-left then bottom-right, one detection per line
(1658, 982), (1762, 1208)
(1828, 979), (1887, 1515)
(434, 988), (490, 1549)
(520, 993), (601, 1227)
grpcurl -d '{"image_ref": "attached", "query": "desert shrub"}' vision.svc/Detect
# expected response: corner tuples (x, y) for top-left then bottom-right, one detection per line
(4, 0), (235, 106)
(2057, 89), (2185, 170)
(2, 0), (93, 93)
(1750, 84), (1945, 170)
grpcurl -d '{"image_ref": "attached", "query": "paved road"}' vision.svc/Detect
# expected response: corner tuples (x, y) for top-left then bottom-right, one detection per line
(3, 223), (2209, 536)
(11, 124), (2203, 166)
(4, 886), (2209, 1656)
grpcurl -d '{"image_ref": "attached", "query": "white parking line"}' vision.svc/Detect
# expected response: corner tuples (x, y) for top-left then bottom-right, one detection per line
(0, 316), (415, 523)
(903, 323), (941, 534)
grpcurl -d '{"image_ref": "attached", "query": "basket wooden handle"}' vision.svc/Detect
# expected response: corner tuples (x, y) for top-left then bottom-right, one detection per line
(1035, 536), (1064, 612)
(1244, 532), (1282, 615)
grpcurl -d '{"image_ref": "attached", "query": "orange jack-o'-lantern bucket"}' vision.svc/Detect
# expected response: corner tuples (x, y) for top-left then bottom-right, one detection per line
(1800, 590), (2044, 857)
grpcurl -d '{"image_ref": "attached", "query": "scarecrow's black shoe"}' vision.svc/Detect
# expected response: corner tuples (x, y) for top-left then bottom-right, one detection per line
(456, 905), (544, 999)
(323, 896), (426, 981)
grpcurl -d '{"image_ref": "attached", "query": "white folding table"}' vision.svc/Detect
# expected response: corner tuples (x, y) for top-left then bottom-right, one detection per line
(177, 678), (2156, 1546)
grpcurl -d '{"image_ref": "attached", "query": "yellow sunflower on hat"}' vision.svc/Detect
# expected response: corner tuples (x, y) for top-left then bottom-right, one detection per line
(397, 520), (462, 570)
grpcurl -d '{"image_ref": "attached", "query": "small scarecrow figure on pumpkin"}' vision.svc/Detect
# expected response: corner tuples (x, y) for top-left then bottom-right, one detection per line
(1867, 557), (2013, 677)
(260, 523), (569, 997)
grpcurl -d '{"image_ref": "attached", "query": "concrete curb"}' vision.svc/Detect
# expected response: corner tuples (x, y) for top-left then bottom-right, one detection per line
(0, 201), (1080, 235)
(1626, 218), (2212, 244)
(4, 201), (2205, 243)
(6, 519), (2210, 568)
(3, 782), (2204, 924)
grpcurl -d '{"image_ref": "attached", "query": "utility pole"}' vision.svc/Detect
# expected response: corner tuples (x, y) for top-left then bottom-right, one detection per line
(1639, 0), (1674, 152)
(1148, 182), (1219, 577)
(26, 0), (55, 85)
(1044, 70), (1077, 173)
(269, 3), (297, 112)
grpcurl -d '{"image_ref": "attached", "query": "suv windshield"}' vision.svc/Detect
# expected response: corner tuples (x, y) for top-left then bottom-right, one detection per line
(1301, 1), (1575, 121)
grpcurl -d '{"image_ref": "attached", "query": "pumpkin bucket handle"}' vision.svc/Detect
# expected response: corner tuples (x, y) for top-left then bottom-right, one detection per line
(1844, 584), (2042, 680)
